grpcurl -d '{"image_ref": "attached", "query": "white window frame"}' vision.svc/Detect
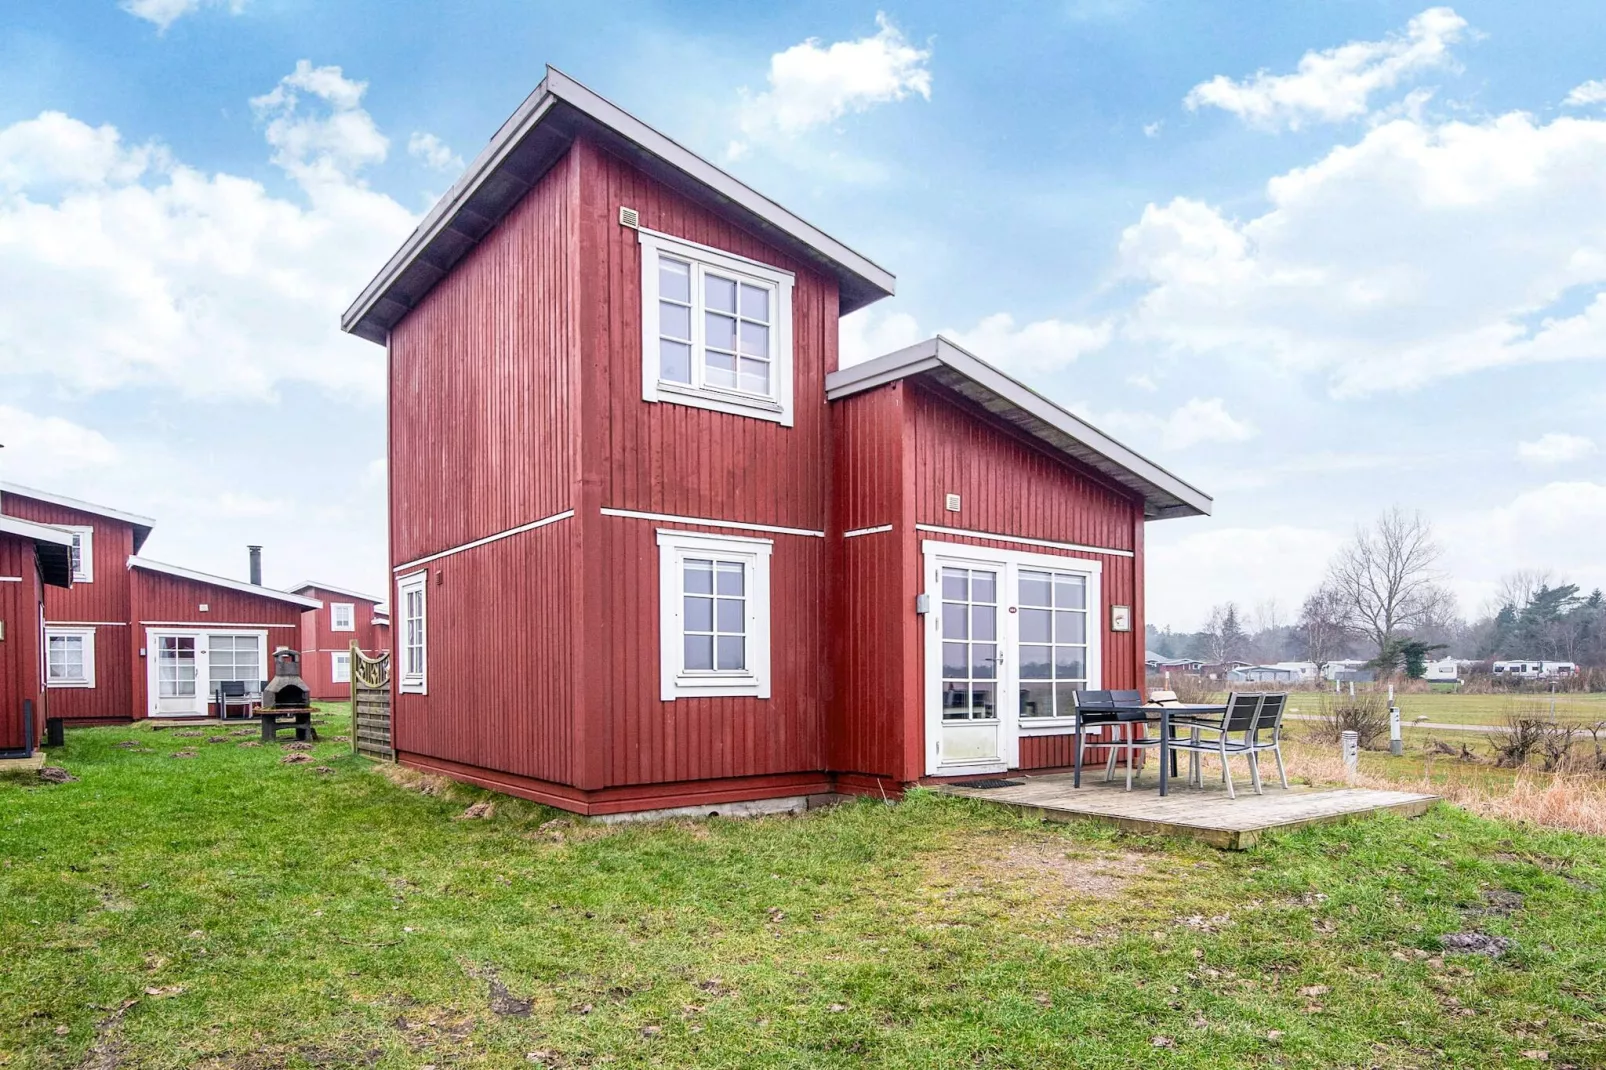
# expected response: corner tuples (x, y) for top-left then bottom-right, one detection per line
(397, 571), (427, 695)
(45, 626), (95, 688)
(330, 602), (355, 632)
(65, 526), (93, 583)
(638, 227), (796, 427)
(330, 650), (352, 685)
(657, 529), (772, 700)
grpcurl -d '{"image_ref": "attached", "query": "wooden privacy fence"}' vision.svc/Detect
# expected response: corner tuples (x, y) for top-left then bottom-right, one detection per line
(350, 644), (393, 761)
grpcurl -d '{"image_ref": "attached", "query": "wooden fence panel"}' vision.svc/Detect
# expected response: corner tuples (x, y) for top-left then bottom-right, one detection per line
(350, 644), (393, 761)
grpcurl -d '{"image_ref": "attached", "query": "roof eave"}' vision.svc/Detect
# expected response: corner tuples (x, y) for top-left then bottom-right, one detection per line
(128, 557), (325, 609)
(0, 482), (157, 551)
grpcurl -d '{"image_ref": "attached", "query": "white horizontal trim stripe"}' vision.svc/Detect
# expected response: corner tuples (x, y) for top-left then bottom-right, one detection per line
(0, 576), (22, 582)
(602, 507), (824, 538)
(842, 524), (893, 539)
(139, 621), (299, 629)
(46, 621), (125, 627)
(914, 523), (1135, 559)
(392, 509), (574, 572)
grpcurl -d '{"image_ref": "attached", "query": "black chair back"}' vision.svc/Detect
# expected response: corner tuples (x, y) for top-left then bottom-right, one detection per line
(1222, 692), (1264, 733)
(1110, 689), (1142, 707)
(1073, 689), (1115, 712)
(220, 681), (247, 698)
(1253, 693), (1287, 737)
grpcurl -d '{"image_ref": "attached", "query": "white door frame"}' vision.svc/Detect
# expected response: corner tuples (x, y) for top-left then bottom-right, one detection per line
(921, 540), (1103, 777)
(145, 628), (269, 717)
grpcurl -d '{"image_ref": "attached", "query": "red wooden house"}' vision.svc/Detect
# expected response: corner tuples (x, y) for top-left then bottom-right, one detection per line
(341, 69), (1211, 817)
(0, 515), (74, 756)
(287, 582), (391, 699)
(0, 483), (321, 721)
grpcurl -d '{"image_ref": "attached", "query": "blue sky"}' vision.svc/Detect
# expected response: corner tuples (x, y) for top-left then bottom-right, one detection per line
(2, 1), (1603, 628)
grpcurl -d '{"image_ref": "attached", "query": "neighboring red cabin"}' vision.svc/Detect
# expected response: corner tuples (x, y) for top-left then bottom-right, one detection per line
(0, 516), (74, 756)
(0, 483), (323, 721)
(341, 68), (1211, 816)
(288, 583), (390, 699)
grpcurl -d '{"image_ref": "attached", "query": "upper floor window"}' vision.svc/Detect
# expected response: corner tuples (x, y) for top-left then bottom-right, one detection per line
(65, 526), (93, 583)
(638, 228), (795, 427)
(397, 571), (427, 694)
(330, 603), (355, 632)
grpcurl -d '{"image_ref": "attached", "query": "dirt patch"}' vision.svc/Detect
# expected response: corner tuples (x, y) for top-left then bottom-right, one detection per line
(74, 998), (138, 1070)
(38, 766), (78, 784)
(1474, 889), (1525, 917)
(381, 764), (455, 797)
(922, 834), (1152, 924)
(1440, 931), (1513, 957)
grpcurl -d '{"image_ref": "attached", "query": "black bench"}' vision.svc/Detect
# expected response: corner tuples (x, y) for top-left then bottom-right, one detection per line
(260, 708), (318, 743)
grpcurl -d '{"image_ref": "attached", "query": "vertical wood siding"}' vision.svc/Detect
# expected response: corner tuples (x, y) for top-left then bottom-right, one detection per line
(127, 568), (306, 718)
(572, 137), (840, 789)
(0, 536), (44, 750)
(296, 591), (389, 700)
(1, 495), (137, 721)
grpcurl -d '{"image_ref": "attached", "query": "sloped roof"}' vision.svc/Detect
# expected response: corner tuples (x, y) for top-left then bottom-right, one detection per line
(128, 557), (323, 609)
(825, 337), (1212, 520)
(287, 581), (384, 605)
(0, 482), (155, 553)
(342, 67), (895, 345)
(0, 514), (75, 588)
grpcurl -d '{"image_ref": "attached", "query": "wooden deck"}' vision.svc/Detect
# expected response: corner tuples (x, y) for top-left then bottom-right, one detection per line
(938, 772), (1437, 849)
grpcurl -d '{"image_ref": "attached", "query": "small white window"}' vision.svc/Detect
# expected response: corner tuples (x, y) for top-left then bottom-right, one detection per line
(65, 526), (93, 583)
(330, 651), (352, 685)
(657, 529), (772, 700)
(639, 229), (795, 426)
(45, 627), (95, 688)
(397, 571), (427, 694)
(330, 603), (355, 632)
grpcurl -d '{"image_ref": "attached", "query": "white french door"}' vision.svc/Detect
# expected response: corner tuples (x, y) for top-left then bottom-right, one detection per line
(153, 633), (202, 716)
(922, 541), (1103, 776)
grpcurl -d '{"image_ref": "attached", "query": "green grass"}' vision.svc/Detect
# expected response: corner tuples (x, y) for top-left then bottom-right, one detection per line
(1269, 690), (1606, 728)
(4, 714), (1606, 1068)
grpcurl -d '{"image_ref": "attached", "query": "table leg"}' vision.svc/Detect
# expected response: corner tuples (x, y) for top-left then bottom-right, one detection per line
(1073, 713), (1083, 788)
(1159, 711), (1170, 797)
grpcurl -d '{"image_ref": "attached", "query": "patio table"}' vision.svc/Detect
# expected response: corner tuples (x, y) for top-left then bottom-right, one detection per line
(1073, 702), (1228, 796)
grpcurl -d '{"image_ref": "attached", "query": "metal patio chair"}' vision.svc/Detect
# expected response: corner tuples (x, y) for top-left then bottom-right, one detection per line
(1166, 691), (1265, 799)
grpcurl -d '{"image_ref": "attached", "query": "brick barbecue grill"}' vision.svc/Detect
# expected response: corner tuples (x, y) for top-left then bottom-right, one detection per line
(261, 647), (311, 710)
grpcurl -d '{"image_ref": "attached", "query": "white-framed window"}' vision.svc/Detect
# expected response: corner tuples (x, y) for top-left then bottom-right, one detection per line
(397, 571), (427, 694)
(638, 228), (796, 427)
(657, 529), (772, 700)
(330, 603), (355, 632)
(1016, 568), (1092, 721)
(45, 627), (95, 688)
(65, 526), (93, 583)
(207, 633), (264, 696)
(330, 650), (352, 685)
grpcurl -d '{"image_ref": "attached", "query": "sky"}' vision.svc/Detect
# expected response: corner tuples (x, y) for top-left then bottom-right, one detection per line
(1, 1), (1603, 628)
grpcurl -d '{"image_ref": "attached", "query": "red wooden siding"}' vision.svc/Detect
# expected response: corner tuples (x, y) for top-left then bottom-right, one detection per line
(391, 520), (575, 786)
(2, 496), (137, 721)
(0, 535), (45, 750)
(127, 568), (306, 718)
(296, 590), (388, 700)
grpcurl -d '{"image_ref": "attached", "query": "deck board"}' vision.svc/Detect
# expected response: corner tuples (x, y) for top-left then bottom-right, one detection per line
(938, 773), (1437, 849)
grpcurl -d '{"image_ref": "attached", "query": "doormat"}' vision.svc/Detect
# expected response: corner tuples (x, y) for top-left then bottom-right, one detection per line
(953, 779), (1024, 789)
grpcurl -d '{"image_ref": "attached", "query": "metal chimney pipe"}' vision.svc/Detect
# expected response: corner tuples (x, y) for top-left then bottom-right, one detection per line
(248, 545), (262, 586)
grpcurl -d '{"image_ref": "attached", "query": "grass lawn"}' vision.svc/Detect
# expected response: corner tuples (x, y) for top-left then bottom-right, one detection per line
(3, 714), (1606, 1068)
(1267, 690), (1606, 729)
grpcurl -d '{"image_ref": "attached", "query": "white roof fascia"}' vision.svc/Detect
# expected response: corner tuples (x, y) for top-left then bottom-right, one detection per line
(128, 557), (324, 609)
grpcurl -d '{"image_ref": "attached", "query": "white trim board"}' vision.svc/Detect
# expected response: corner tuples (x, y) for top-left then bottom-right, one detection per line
(603, 507), (823, 539)
(393, 509), (574, 572)
(842, 524), (893, 539)
(138, 621), (298, 629)
(127, 557), (323, 608)
(0, 576), (21, 583)
(914, 524), (1133, 559)
(286, 580), (384, 604)
(46, 620), (126, 627)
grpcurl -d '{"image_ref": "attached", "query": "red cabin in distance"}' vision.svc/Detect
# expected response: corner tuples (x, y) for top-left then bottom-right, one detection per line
(288, 582), (391, 700)
(342, 68), (1212, 817)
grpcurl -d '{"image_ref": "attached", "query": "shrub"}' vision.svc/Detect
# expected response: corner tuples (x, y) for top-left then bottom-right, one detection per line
(1310, 691), (1390, 750)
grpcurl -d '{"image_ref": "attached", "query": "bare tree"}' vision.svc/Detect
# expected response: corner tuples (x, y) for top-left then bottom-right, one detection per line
(1494, 568), (1554, 614)
(1325, 507), (1451, 654)
(1202, 602), (1247, 665)
(1297, 584), (1351, 672)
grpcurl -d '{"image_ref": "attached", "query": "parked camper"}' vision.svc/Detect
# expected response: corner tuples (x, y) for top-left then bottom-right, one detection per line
(1492, 660), (1577, 680)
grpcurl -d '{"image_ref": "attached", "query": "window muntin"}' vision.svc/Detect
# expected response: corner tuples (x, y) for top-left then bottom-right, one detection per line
(330, 603), (355, 632)
(939, 566), (998, 722)
(207, 634), (262, 695)
(640, 229), (795, 426)
(65, 527), (93, 583)
(158, 636), (197, 697)
(45, 628), (95, 687)
(331, 651), (351, 685)
(1017, 569), (1089, 720)
(398, 572), (427, 694)
(657, 530), (771, 700)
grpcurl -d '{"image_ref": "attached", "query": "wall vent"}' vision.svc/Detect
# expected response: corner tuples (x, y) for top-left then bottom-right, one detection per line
(618, 206), (640, 228)
(944, 493), (961, 513)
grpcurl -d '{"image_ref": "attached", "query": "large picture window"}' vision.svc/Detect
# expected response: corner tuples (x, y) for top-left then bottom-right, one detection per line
(657, 529), (772, 700)
(207, 634), (264, 696)
(397, 571), (427, 694)
(45, 627), (95, 688)
(1016, 569), (1090, 720)
(639, 228), (795, 426)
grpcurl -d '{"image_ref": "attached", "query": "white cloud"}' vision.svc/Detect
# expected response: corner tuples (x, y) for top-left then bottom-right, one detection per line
(121, 0), (245, 31)
(0, 406), (120, 480)
(1184, 6), (1467, 131)
(1147, 524), (1345, 630)
(840, 306), (924, 366)
(0, 61), (416, 401)
(1143, 121), (1163, 138)
(1118, 107), (1606, 396)
(1100, 397), (1256, 452)
(1517, 432), (1598, 464)
(1564, 79), (1606, 107)
(943, 313), (1112, 376)
(407, 132), (463, 173)
(1442, 481), (1606, 607)
(731, 13), (931, 155)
